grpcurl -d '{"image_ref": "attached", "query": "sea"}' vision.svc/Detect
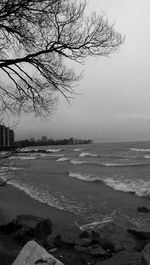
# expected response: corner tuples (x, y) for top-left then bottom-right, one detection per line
(1, 141), (150, 229)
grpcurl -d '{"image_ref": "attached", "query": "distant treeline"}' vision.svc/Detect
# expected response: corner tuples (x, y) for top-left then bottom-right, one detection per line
(15, 137), (92, 148)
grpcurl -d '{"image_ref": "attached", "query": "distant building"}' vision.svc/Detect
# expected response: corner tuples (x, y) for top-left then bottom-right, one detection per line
(0, 125), (14, 149)
(9, 129), (14, 147)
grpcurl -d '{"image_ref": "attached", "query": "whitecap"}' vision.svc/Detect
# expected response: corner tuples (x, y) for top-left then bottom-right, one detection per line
(1, 166), (23, 171)
(74, 148), (85, 152)
(46, 149), (61, 153)
(18, 156), (37, 160)
(68, 171), (150, 199)
(68, 171), (100, 182)
(145, 155), (150, 159)
(79, 152), (99, 158)
(70, 160), (87, 165)
(57, 157), (70, 162)
(131, 148), (150, 152)
(100, 177), (150, 198)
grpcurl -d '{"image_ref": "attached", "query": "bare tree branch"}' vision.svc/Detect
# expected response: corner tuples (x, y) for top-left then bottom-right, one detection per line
(0, 0), (124, 116)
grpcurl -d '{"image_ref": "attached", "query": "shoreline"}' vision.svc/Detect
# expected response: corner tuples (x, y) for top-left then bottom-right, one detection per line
(0, 184), (81, 233)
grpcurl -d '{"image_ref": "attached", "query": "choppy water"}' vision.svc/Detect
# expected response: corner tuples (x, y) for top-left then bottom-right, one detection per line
(1, 141), (150, 227)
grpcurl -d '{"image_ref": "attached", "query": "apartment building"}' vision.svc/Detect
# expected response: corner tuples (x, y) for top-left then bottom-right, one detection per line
(0, 125), (15, 148)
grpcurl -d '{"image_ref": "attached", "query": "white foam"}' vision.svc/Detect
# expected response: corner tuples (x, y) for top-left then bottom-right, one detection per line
(68, 171), (150, 198)
(79, 212), (116, 230)
(68, 171), (100, 182)
(57, 157), (70, 162)
(101, 177), (150, 198)
(9, 155), (37, 160)
(0, 174), (65, 210)
(79, 152), (99, 158)
(19, 156), (37, 160)
(145, 155), (150, 159)
(74, 148), (85, 152)
(70, 159), (145, 167)
(131, 148), (150, 152)
(70, 160), (87, 165)
(1, 166), (23, 171)
(103, 162), (141, 167)
(46, 149), (61, 153)
(0, 175), (88, 215)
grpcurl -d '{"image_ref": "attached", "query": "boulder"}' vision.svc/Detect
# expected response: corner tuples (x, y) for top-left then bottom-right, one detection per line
(12, 240), (64, 265)
(102, 233), (140, 253)
(34, 219), (52, 240)
(91, 230), (101, 244)
(10, 227), (34, 244)
(77, 237), (91, 247)
(47, 227), (81, 248)
(95, 250), (142, 265)
(141, 243), (150, 265)
(6, 215), (53, 243)
(74, 245), (89, 254)
(0, 221), (22, 235)
(128, 227), (150, 240)
(46, 233), (58, 248)
(0, 231), (21, 258)
(90, 246), (107, 257)
(137, 206), (150, 213)
(16, 215), (44, 229)
(79, 230), (92, 239)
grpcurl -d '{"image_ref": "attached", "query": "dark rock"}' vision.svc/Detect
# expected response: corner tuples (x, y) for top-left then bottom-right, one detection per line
(47, 226), (81, 248)
(79, 230), (92, 239)
(77, 237), (92, 247)
(16, 215), (44, 229)
(90, 246), (107, 257)
(102, 233), (140, 253)
(141, 243), (150, 265)
(34, 219), (52, 240)
(95, 250), (142, 265)
(10, 228), (34, 244)
(91, 230), (101, 244)
(46, 233), (58, 249)
(1, 215), (53, 248)
(74, 245), (89, 254)
(137, 206), (150, 213)
(128, 227), (150, 240)
(56, 231), (79, 246)
(0, 231), (21, 259)
(0, 221), (22, 235)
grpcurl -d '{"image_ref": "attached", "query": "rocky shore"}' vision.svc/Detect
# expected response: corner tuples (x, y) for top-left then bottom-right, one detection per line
(0, 213), (150, 265)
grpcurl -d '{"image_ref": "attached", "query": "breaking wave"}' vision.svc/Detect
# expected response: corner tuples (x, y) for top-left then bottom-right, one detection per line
(57, 157), (70, 162)
(68, 171), (150, 198)
(0, 166), (23, 172)
(101, 177), (150, 198)
(68, 172), (100, 182)
(18, 156), (37, 160)
(0, 175), (89, 215)
(74, 148), (85, 152)
(79, 152), (99, 158)
(145, 155), (150, 159)
(131, 148), (150, 152)
(46, 149), (61, 153)
(70, 160), (87, 165)
(70, 159), (149, 167)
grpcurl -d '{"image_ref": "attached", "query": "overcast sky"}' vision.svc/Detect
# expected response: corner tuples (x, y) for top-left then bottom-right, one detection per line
(15, 0), (150, 142)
